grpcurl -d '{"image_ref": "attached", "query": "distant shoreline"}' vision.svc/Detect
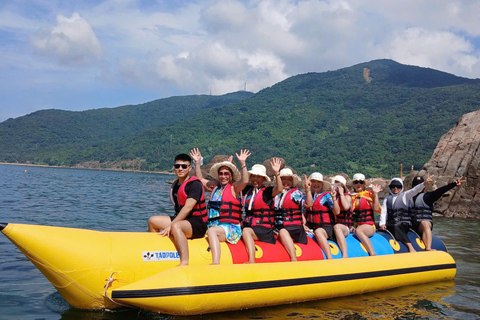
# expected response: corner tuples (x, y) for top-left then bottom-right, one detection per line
(0, 162), (174, 175)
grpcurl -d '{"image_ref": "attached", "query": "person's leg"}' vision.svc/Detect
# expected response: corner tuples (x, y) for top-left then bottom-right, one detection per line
(355, 224), (376, 256)
(170, 220), (193, 266)
(419, 220), (434, 251)
(314, 228), (332, 259)
(207, 226), (226, 265)
(334, 224), (349, 258)
(242, 227), (259, 263)
(147, 215), (172, 232)
(278, 228), (297, 261)
(394, 223), (415, 253)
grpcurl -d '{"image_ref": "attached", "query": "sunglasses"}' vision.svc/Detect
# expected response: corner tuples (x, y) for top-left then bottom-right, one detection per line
(353, 180), (365, 184)
(390, 186), (402, 189)
(218, 171), (231, 176)
(174, 164), (189, 169)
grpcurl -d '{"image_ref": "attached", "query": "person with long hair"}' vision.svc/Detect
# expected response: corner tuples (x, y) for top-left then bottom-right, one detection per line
(190, 148), (250, 265)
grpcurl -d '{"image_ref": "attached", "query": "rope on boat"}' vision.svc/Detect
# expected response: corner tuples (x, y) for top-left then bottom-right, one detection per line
(382, 228), (399, 244)
(104, 272), (135, 308)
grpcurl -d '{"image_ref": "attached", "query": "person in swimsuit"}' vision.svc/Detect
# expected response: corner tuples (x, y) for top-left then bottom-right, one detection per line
(190, 148), (250, 264)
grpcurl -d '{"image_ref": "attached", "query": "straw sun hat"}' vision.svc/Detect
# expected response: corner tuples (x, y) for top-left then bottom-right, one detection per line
(209, 161), (241, 181)
(278, 168), (301, 185)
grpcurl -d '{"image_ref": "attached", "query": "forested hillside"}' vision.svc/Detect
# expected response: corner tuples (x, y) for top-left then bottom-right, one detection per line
(1, 59), (479, 177)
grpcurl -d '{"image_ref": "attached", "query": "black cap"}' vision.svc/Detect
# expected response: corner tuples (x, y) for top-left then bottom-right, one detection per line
(412, 176), (424, 188)
(0, 223), (8, 231)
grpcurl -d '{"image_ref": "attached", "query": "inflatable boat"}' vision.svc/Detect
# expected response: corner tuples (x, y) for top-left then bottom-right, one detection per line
(0, 222), (456, 315)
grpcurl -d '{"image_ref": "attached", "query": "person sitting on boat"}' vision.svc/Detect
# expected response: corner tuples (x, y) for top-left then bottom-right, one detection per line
(304, 172), (340, 259)
(190, 148), (250, 265)
(331, 175), (353, 258)
(242, 159), (283, 263)
(147, 153), (208, 266)
(410, 175), (466, 251)
(273, 168), (308, 262)
(379, 175), (431, 252)
(350, 173), (382, 256)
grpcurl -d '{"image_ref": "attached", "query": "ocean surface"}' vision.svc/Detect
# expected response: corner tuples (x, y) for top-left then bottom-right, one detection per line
(0, 164), (479, 320)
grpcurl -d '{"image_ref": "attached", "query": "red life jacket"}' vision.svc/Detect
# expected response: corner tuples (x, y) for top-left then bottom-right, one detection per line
(306, 191), (336, 228)
(353, 192), (375, 226)
(336, 193), (354, 228)
(278, 188), (303, 226)
(207, 183), (243, 224)
(247, 187), (275, 229)
(172, 176), (207, 222)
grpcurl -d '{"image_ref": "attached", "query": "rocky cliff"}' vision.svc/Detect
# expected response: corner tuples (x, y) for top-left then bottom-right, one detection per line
(406, 109), (480, 218)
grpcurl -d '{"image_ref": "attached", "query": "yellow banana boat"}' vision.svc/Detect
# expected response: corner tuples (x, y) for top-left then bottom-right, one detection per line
(0, 222), (456, 315)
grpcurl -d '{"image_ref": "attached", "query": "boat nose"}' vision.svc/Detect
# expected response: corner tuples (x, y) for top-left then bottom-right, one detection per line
(0, 223), (8, 231)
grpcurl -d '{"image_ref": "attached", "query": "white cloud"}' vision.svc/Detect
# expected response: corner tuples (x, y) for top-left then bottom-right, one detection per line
(2, 0), (480, 122)
(372, 27), (479, 76)
(30, 12), (103, 66)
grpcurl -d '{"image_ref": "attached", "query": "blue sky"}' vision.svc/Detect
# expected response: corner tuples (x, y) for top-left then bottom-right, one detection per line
(1, 0), (480, 122)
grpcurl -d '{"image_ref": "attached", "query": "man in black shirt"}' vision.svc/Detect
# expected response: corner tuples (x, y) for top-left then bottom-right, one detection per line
(148, 154), (207, 266)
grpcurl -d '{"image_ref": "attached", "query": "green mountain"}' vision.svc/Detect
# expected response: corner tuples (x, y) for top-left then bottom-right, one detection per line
(1, 59), (479, 177)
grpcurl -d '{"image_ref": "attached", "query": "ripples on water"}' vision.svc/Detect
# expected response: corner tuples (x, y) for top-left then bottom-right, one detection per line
(1, 164), (479, 320)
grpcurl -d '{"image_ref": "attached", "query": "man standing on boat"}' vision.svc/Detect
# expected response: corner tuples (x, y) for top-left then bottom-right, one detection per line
(148, 153), (208, 266)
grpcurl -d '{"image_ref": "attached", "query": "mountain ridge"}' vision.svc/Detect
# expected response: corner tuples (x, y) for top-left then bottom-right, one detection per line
(1, 59), (479, 177)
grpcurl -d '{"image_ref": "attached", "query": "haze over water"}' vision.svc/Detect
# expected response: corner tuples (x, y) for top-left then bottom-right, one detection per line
(1, 164), (479, 320)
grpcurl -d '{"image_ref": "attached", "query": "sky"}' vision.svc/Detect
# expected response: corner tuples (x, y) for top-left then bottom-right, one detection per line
(1, 0), (480, 122)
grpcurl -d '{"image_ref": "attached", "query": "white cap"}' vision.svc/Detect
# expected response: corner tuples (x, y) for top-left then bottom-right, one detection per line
(353, 173), (365, 181)
(332, 175), (347, 186)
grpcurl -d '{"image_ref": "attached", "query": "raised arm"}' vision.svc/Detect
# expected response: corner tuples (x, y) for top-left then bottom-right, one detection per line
(371, 184), (382, 214)
(337, 184), (352, 211)
(303, 175), (313, 208)
(270, 158), (283, 197)
(330, 185), (340, 215)
(232, 149), (251, 193)
(189, 148), (211, 189)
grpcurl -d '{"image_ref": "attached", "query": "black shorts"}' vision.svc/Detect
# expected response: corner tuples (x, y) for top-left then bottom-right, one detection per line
(170, 215), (207, 239)
(308, 223), (334, 239)
(281, 225), (308, 244)
(251, 226), (276, 244)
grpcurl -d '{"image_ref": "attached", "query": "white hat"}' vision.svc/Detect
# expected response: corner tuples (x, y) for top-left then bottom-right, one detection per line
(248, 164), (271, 182)
(332, 175), (347, 186)
(353, 173), (366, 181)
(279, 168), (301, 185)
(309, 172), (325, 182)
(209, 161), (241, 181)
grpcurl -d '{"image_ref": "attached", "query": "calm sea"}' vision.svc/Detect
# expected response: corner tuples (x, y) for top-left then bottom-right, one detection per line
(1, 164), (479, 320)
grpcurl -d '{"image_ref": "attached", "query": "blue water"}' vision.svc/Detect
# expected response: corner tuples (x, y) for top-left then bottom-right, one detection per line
(1, 164), (479, 320)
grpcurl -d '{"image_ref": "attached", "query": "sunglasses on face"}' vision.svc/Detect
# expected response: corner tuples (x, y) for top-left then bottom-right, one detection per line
(218, 171), (231, 176)
(390, 186), (402, 189)
(174, 164), (189, 169)
(353, 180), (365, 184)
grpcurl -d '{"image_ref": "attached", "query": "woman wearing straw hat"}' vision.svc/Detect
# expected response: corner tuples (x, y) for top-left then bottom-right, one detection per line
(274, 168), (308, 262)
(331, 175), (353, 258)
(350, 173), (382, 256)
(190, 148), (251, 265)
(242, 158), (283, 263)
(304, 172), (340, 259)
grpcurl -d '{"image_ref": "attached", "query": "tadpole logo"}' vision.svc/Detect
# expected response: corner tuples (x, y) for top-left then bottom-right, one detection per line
(142, 251), (180, 261)
(143, 252), (155, 261)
